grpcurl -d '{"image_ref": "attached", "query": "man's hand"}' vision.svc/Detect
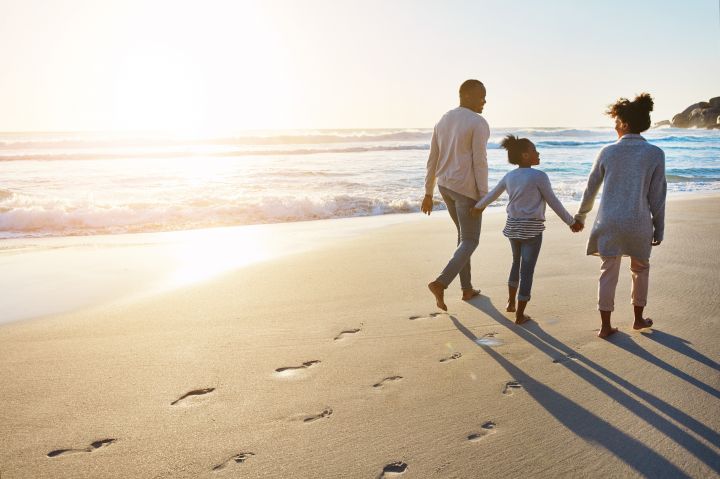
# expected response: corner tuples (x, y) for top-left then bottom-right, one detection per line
(570, 220), (584, 232)
(652, 240), (662, 246)
(471, 207), (484, 218)
(421, 195), (434, 215)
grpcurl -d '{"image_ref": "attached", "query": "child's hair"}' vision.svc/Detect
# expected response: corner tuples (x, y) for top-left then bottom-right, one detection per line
(500, 134), (533, 165)
(606, 93), (654, 133)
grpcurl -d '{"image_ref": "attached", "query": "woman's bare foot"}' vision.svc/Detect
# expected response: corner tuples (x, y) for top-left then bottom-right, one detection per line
(462, 288), (481, 301)
(515, 314), (532, 325)
(506, 301), (516, 312)
(598, 310), (616, 339)
(597, 326), (619, 339)
(428, 281), (447, 311)
(633, 317), (653, 330)
(632, 306), (653, 330)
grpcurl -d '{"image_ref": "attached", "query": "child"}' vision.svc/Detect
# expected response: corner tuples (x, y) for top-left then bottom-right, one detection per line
(472, 135), (582, 324)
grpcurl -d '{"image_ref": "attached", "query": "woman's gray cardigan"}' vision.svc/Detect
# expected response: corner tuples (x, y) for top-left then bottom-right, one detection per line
(575, 134), (667, 260)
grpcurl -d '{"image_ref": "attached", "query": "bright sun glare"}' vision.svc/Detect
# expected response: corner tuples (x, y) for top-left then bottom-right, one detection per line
(168, 226), (270, 288)
(108, 2), (288, 133)
(112, 53), (208, 131)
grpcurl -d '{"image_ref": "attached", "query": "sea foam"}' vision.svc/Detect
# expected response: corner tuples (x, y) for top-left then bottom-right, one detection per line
(1, 127), (718, 238)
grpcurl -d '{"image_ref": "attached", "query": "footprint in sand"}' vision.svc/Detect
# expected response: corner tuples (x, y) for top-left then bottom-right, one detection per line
(303, 407), (333, 423)
(373, 376), (403, 389)
(552, 353), (578, 364)
(212, 452), (255, 471)
(468, 421), (497, 441)
(409, 312), (447, 320)
(274, 360), (321, 378)
(334, 328), (361, 341)
(47, 439), (117, 458)
(502, 380), (523, 395)
(475, 332), (503, 347)
(171, 388), (215, 406)
(439, 352), (462, 363)
(379, 462), (408, 478)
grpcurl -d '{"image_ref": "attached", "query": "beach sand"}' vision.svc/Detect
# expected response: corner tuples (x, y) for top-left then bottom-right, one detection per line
(0, 195), (718, 478)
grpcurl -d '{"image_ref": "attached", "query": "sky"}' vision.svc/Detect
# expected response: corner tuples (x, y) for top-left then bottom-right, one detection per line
(0, 0), (718, 131)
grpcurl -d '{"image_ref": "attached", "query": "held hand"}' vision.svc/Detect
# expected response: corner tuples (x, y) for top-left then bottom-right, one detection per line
(471, 207), (484, 218)
(421, 195), (434, 215)
(570, 220), (584, 233)
(652, 240), (662, 246)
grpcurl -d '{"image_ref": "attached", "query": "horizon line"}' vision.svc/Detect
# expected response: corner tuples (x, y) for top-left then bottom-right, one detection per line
(0, 125), (634, 135)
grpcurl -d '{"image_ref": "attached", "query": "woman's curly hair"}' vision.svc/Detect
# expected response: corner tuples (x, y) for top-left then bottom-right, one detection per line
(606, 93), (654, 133)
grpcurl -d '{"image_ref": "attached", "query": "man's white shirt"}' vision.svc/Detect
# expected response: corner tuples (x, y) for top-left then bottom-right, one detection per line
(425, 106), (490, 201)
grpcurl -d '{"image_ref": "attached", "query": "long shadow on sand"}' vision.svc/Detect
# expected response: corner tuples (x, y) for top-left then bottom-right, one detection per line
(641, 329), (720, 372)
(608, 333), (720, 400)
(454, 297), (720, 476)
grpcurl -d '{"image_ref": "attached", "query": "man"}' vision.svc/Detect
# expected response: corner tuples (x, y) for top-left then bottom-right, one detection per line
(422, 79), (489, 311)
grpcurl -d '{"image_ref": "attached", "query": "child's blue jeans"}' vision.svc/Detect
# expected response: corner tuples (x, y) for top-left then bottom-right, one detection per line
(508, 233), (543, 302)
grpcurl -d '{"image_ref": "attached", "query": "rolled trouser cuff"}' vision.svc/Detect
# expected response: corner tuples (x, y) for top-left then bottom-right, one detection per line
(517, 294), (531, 302)
(598, 256), (621, 314)
(630, 257), (650, 308)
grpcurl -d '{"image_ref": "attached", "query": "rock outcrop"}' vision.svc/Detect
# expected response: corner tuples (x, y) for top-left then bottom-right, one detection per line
(669, 97), (720, 129)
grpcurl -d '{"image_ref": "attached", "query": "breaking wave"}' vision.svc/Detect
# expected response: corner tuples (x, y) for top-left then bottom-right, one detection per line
(0, 194), (434, 238)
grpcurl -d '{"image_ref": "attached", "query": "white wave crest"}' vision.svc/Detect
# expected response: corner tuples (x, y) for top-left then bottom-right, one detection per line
(0, 194), (430, 238)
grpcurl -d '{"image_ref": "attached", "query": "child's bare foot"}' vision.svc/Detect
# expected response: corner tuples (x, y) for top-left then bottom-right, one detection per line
(428, 281), (447, 311)
(515, 299), (529, 323)
(507, 286), (518, 312)
(597, 326), (619, 339)
(462, 288), (481, 301)
(633, 317), (654, 330)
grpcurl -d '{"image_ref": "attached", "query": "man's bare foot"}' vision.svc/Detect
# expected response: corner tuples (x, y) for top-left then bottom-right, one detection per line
(428, 281), (447, 311)
(515, 314), (532, 325)
(633, 317), (653, 330)
(462, 288), (481, 301)
(506, 301), (516, 313)
(597, 327), (619, 339)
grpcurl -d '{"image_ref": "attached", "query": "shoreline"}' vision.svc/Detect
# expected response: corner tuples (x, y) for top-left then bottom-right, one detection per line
(2, 188), (718, 242)
(0, 212), (421, 325)
(2, 191), (719, 325)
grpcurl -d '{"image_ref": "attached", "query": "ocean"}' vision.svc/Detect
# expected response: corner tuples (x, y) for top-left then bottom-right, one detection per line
(1, 127), (718, 239)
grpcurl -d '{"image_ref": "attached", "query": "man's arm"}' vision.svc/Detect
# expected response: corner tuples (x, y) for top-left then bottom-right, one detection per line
(471, 119), (490, 198)
(422, 126), (440, 215)
(424, 126), (440, 197)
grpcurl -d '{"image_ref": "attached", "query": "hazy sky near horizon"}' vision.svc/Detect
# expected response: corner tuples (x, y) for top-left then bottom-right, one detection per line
(1, 0), (718, 131)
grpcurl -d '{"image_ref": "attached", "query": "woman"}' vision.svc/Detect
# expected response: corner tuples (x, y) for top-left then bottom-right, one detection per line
(574, 93), (667, 338)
